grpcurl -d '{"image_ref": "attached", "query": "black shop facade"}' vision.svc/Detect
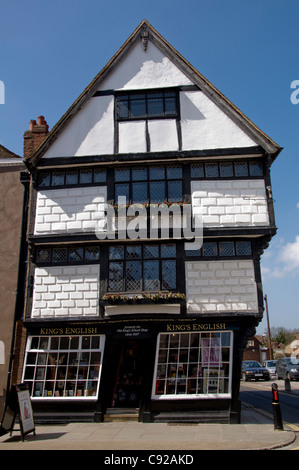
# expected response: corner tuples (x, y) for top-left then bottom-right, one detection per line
(21, 316), (252, 424)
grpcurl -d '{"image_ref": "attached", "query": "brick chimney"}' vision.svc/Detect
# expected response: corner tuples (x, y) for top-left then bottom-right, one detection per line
(24, 116), (49, 159)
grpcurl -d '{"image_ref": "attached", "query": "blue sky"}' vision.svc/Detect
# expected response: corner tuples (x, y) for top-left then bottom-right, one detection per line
(1, 0), (298, 335)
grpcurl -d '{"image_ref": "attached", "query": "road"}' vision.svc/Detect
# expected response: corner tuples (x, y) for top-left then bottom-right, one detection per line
(240, 378), (299, 449)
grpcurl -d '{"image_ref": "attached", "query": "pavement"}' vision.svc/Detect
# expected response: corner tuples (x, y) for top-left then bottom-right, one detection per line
(0, 403), (296, 451)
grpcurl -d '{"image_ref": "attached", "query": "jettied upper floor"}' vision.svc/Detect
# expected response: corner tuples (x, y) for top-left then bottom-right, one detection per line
(24, 20), (281, 169)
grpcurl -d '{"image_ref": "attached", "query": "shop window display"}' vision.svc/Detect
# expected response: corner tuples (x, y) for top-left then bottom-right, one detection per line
(22, 335), (105, 399)
(152, 331), (232, 398)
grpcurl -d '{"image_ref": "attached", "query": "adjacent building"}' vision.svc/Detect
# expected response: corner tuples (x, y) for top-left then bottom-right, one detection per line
(11, 21), (281, 423)
(0, 145), (24, 416)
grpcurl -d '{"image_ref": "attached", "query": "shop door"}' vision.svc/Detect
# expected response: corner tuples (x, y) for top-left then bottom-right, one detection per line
(111, 340), (144, 408)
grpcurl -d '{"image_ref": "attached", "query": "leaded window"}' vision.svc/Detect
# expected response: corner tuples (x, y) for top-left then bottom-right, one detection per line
(108, 243), (177, 292)
(36, 246), (100, 264)
(190, 160), (263, 178)
(38, 167), (106, 188)
(116, 89), (178, 120)
(114, 165), (183, 205)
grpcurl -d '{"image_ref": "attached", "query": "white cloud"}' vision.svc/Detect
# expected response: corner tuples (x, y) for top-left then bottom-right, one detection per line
(262, 235), (299, 279)
(278, 235), (299, 273)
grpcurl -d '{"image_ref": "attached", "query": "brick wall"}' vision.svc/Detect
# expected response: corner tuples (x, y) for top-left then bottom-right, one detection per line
(32, 265), (100, 318)
(34, 186), (107, 234)
(191, 179), (269, 227)
(186, 260), (258, 313)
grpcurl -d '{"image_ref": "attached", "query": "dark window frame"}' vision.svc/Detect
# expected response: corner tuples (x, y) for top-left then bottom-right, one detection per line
(107, 242), (178, 293)
(190, 160), (264, 179)
(113, 164), (183, 205)
(115, 88), (179, 121)
(35, 245), (101, 265)
(37, 167), (107, 189)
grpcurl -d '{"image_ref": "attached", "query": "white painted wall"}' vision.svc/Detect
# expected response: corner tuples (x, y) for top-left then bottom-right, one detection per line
(34, 186), (107, 235)
(43, 96), (114, 158)
(186, 260), (258, 314)
(180, 91), (256, 150)
(32, 265), (100, 318)
(100, 41), (193, 91)
(191, 179), (269, 227)
(42, 41), (257, 159)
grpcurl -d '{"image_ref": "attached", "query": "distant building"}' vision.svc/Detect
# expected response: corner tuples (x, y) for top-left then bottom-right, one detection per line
(243, 336), (269, 363)
(0, 145), (24, 415)
(9, 20), (281, 424)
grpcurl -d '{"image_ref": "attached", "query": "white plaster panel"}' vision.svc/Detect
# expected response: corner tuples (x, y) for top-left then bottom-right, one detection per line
(118, 121), (146, 153)
(32, 265), (100, 318)
(186, 260), (258, 314)
(34, 186), (107, 235)
(43, 96), (114, 158)
(148, 119), (179, 152)
(191, 179), (269, 227)
(180, 91), (256, 150)
(100, 41), (193, 91)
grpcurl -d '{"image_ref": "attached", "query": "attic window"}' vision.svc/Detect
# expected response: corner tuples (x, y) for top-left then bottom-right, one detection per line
(116, 89), (178, 120)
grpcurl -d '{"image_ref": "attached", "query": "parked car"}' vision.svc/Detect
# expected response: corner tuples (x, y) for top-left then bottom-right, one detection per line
(241, 361), (270, 381)
(263, 360), (277, 378)
(276, 357), (299, 381)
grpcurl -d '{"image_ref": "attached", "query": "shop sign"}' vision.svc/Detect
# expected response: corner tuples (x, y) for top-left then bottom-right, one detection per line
(39, 326), (99, 335)
(115, 325), (149, 338)
(166, 322), (226, 332)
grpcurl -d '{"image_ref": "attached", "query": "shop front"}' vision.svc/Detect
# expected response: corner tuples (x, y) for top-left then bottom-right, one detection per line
(21, 318), (248, 423)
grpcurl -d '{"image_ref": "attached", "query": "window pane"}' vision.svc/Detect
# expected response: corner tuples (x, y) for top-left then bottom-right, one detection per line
(234, 161), (248, 177)
(52, 172), (65, 186)
(150, 181), (165, 203)
(126, 245), (141, 259)
(39, 172), (51, 187)
(94, 169), (106, 183)
(191, 164), (204, 178)
(36, 249), (52, 263)
(249, 161), (263, 176)
(118, 99), (129, 118)
(126, 261), (142, 291)
(109, 246), (124, 259)
(167, 166), (182, 179)
(168, 180), (182, 202)
(69, 247), (84, 262)
(65, 170), (79, 185)
(162, 260), (176, 289)
(144, 244), (159, 258)
(161, 243), (176, 258)
(219, 242), (235, 256)
(52, 248), (68, 263)
(79, 170), (92, 184)
(115, 183), (129, 203)
(144, 260), (160, 290)
(236, 241), (252, 255)
(132, 182), (148, 204)
(130, 99), (146, 117)
(219, 162), (233, 177)
(85, 247), (100, 261)
(147, 97), (164, 116)
(205, 163), (219, 178)
(165, 97), (176, 115)
(108, 262), (123, 291)
(115, 168), (130, 182)
(149, 166), (165, 180)
(202, 242), (218, 256)
(132, 167), (147, 181)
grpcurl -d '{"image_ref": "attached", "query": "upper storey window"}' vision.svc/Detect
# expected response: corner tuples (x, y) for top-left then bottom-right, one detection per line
(116, 89), (178, 120)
